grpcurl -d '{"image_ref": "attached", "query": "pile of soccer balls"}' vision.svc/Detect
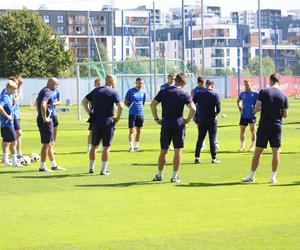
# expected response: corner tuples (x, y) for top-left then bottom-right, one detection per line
(19, 153), (40, 166)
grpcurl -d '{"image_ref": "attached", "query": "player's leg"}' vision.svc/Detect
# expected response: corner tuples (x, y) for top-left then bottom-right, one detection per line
(89, 123), (102, 174)
(171, 123), (185, 182)
(133, 115), (144, 151)
(239, 117), (247, 151)
(40, 143), (50, 171)
(1, 128), (10, 165)
(14, 119), (23, 158)
(209, 120), (220, 163)
(195, 122), (208, 163)
(87, 128), (92, 153)
(171, 148), (182, 182)
(269, 125), (282, 183)
(128, 115), (135, 152)
(53, 116), (58, 142)
(6, 128), (20, 167)
(248, 122), (256, 152)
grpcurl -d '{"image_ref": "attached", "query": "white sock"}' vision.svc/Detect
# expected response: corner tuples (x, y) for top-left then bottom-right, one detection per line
(3, 153), (8, 163)
(157, 170), (163, 178)
(172, 171), (178, 179)
(241, 141), (245, 148)
(12, 154), (17, 165)
(250, 141), (255, 147)
(17, 150), (22, 155)
(50, 160), (57, 168)
(195, 157), (199, 160)
(129, 142), (133, 149)
(101, 161), (108, 172)
(134, 141), (139, 148)
(249, 170), (255, 179)
(271, 171), (277, 179)
(89, 160), (95, 170)
(87, 144), (91, 151)
(40, 162), (46, 170)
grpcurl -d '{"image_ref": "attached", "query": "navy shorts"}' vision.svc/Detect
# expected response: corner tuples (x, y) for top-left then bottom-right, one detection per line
(1, 127), (17, 142)
(256, 123), (282, 148)
(239, 117), (256, 126)
(88, 122), (93, 131)
(37, 117), (54, 144)
(52, 116), (59, 128)
(160, 118), (186, 150)
(128, 115), (144, 128)
(92, 118), (115, 147)
(13, 119), (21, 131)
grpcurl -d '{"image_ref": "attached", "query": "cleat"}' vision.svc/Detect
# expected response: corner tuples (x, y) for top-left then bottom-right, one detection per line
(212, 158), (221, 164)
(17, 154), (23, 159)
(134, 147), (139, 152)
(194, 158), (201, 164)
(239, 147), (245, 152)
(39, 168), (54, 173)
(248, 147), (255, 152)
(170, 177), (182, 183)
(100, 170), (111, 176)
(241, 176), (255, 183)
(51, 166), (66, 171)
(129, 147), (134, 152)
(152, 175), (162, 181)
(270, 178), (278, 184)
(89, 169), (94, 174)
(3, 161), (12, 166)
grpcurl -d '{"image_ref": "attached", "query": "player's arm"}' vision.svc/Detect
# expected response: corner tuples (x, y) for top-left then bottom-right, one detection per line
(283, 97), (288, 118)
(237, 98), (242, 113)
(124, 99), (129, 107)
(150, 99), (161, 125)
(82, 98), (92, 115)
(113, 102), (124, 123)
(215, 94), (221, 115)
(41, 100), (50, 123)
(254, 100), (262, 114)
(184, 102), (196, 124)
(283, 108), (288, 118)
(191, 89), (195, 97)
(53, 99), (61, 107)
(0, 102), (13, 121)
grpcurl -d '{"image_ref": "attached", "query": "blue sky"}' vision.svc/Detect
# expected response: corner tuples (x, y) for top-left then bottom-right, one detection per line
(0, 0), (298, 16)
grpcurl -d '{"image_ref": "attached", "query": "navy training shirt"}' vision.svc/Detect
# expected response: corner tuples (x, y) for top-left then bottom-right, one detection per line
(154, 86), (192, 120)
(85, 86), (121, 119)
(238, 90), (258, 119)
(257, 87), (288, 126)
(193, 88), (221, 123)
(36, 87), (53, 119)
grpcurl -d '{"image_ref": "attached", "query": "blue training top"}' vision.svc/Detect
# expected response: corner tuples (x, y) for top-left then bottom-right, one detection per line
(125, 87), (146, 116)
(0, 93), (14, 128)
(238, 90), (258, 119)
(51, 89), (61, 117)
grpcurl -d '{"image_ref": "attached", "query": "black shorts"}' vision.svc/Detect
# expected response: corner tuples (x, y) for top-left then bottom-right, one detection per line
(92, 118), (115, 147)
(128, 115), (144, 128)
(52, 116), (59, 128)
(1, 127), (17, 142)
(37, 117), (54, 144)
(13, 119), (21, 131)
(88, 122), (93, 131)
(239, 117), (256, 126)
(256, 123), (282, 148)
(160, 118), (186, 150)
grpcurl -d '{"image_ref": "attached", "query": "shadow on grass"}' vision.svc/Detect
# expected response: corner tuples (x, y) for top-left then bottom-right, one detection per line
(76, 180), (168, 188)
(13, 173), (87, 179)
(0, 169), (37, 174)
(283, 121), (300, 125)
(55, 151), (87, 155)
(270, 181), (300, 187)
(176, 182), (253, 187)
(111, 149), (158, 153)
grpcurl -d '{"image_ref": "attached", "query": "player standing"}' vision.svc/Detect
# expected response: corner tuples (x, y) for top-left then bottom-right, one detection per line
(82, 74), (123, 175)
(242, 73), (288, 184)
(36, 78), (64, 172)
(51, 87), (61, 144)
(237, 80), (258, 152)
(160, 73), (175, 90)
(125, 77), (146, 152)
(151, 73), (196, 183)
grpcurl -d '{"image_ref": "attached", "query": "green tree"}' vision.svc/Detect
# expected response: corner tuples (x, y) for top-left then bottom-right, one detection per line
(294, 50), (300, 76)
(244, 56), (275, 76)
(204, 68), (214, 76)
(241, 68), (252, 76)
(281, 67), (293, 76)
(218, 68), (232, 76)
(0, 9), (75, 77)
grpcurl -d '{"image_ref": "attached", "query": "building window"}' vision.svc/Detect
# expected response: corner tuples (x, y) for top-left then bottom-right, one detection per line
(227, 59), (230, 67)
(226, 49), (230, 57)
(76, 26), (82, 34)
(57, 26), (64, 34)
(126, 37), (130, 46)
(43, 15), (50, 24)
(57, 15), (64, 23)
(100, 27), (105, 34)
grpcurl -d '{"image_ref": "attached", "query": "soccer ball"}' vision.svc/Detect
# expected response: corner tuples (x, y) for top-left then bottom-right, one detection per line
(30, 153), (40, 163)
(20, 156), (31, 166)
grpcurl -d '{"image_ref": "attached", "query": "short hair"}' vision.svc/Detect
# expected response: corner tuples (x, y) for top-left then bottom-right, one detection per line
(168, 73), (175, 77)
(94, 78), (101, 84)
(244, 80), (251, 84)
(6, 80), (17, 89)
(136, 77), (143, 82)
(197, 76), (204, 83)
(270, 73), (280, 84)
(105, 74), (116, 86)
(205, 79), (214, 86)
(9, 75), (23, 85)
(47, 77), (58, 85)
(175, 73), (187, 84)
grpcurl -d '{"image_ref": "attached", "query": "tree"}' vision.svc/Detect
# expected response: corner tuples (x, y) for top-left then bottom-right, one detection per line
(244, 56), (275, 76)
(0, 9), (75, 77)
(281, 67), (293, 76)
(204, 68), (214, 76)
(294, 50), (300, 76)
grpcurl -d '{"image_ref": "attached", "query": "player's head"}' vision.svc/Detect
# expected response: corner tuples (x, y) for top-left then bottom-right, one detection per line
(174, 73), (187, 87)
(167, 73), (175, 84)
(9, 75), (23, 89)
(135, 77), (143, 90)
(6, 80), (18, 95)
(269, 73), (280, 86)
(94, 78), (102, 88)
(197, 76), (204, 88)
(244, 80), (252, 91)
(47, 77), (59, 90)
(205, 79), (214, 89)
(105, 74), (116, 88)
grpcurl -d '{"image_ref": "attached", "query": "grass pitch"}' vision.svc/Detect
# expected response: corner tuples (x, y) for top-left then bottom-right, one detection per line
(0, 99), (300, 249)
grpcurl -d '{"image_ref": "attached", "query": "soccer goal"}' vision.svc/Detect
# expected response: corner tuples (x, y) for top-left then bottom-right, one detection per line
(75, 58), (194, 120)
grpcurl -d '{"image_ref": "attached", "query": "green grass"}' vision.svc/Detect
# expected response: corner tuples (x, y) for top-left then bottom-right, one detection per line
(0, 99), (300, 250)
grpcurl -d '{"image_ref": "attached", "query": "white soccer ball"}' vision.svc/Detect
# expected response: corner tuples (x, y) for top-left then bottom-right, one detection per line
(20, 156), (31, 166)
(30, 153), (40, 163)
(221, 114), (227, 118)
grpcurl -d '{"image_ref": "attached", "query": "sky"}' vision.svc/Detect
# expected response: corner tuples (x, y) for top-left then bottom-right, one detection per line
(0, 0), (299, 16)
